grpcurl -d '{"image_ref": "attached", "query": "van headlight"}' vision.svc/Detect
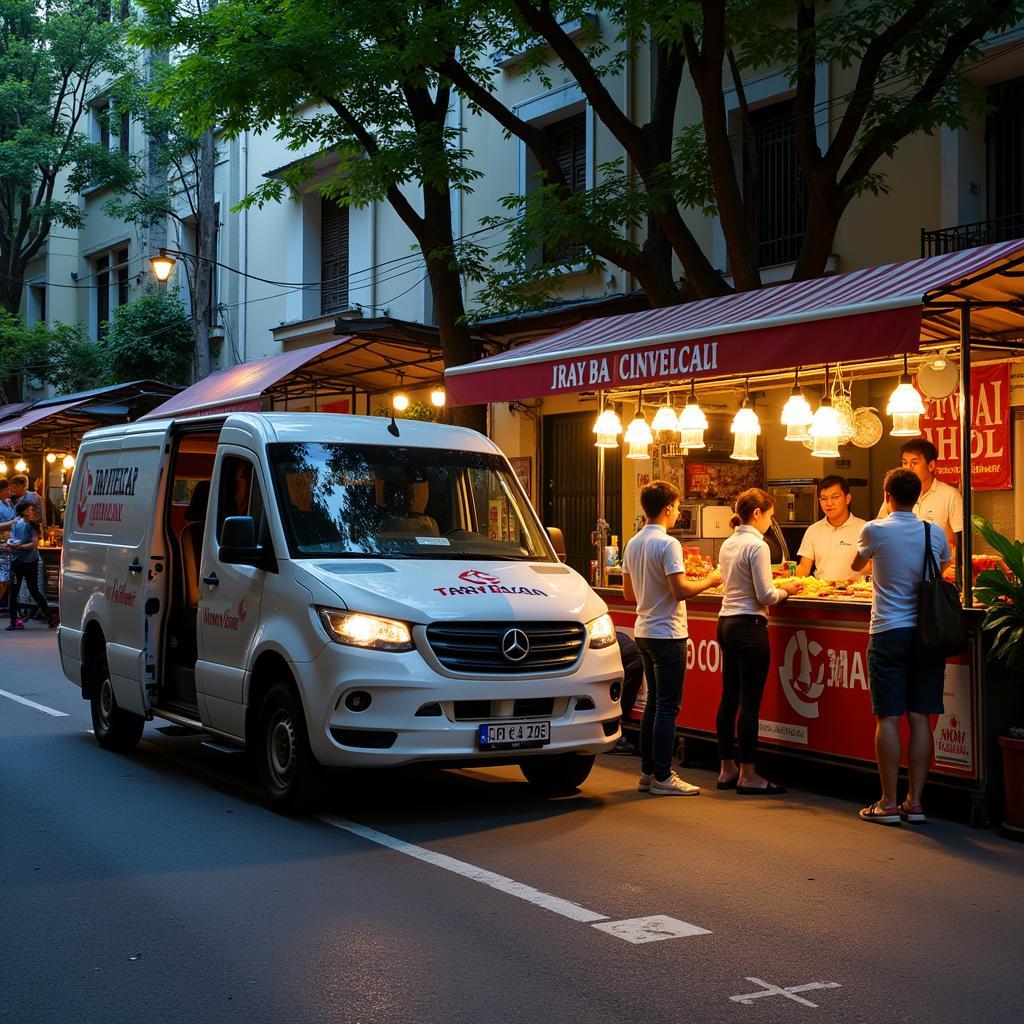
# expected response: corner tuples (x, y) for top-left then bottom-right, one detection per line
(317, 608), (414, 652)
(587, 613), (616, 649)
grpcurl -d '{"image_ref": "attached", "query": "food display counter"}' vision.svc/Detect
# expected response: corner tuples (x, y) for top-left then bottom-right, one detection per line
(598, 585), (1005, 818)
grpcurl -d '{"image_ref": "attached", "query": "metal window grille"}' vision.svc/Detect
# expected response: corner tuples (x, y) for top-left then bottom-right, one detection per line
(745, 99), (807, 267)
(320, 199), (350, 315)
(541, 113), (586, 264)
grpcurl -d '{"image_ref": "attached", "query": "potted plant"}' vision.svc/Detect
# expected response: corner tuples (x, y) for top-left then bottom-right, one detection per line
(971, 515), (1024, 840)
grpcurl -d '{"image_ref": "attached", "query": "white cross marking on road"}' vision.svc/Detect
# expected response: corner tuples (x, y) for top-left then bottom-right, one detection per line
(730, 978), (841, 1008)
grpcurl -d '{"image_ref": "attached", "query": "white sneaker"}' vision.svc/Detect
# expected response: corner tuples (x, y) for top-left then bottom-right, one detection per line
(638, 773), (653, 792)
(649, 772), (700, 797)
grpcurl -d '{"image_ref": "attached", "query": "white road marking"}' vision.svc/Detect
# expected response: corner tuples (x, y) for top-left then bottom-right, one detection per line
(730, 978), (841, 1008)
(318, 814), (608, 922)
(591, 914), (711, 943)
(0, 688), (68, 717)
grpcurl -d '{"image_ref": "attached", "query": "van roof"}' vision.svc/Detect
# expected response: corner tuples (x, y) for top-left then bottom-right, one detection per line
(79, 411), (501, 455)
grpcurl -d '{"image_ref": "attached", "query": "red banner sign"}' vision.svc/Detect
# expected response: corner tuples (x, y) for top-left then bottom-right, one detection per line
(918, 361), (1011, 491)
(614, 602), (977, 779)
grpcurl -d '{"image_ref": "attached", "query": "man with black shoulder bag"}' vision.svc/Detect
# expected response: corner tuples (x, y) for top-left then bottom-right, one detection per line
(851, 468), (953, 827)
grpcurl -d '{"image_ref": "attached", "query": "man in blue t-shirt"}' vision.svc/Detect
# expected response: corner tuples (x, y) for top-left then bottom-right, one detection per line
(852, 468), (951, 826)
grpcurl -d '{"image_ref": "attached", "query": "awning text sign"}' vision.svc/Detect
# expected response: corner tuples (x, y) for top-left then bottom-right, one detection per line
(919, 361), (1011, 491)
(446, 306), (922, 406)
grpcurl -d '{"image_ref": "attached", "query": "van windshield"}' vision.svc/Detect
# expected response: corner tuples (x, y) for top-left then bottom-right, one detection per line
(267, 442), (554, 561)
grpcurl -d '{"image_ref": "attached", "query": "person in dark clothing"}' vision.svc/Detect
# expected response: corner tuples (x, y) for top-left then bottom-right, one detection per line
(610, 631), (644, 753)
(5, 500), (56, 630)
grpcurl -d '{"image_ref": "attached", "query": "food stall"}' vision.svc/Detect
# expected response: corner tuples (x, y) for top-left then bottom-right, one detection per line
(0, 382), (180, 603)
(445, 239), (1024, 822)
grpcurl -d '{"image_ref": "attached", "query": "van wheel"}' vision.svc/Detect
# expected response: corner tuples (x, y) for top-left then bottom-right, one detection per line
(256, 683), (325, 815)
(90, 658), (144, 752)
(520, 753), (595, 794)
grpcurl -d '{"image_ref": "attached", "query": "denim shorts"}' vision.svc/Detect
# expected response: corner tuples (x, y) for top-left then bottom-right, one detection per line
(867, 626), (946, 717)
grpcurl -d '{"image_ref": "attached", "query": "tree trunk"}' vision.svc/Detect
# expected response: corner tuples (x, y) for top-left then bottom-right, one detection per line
(791, 191), (847, 282)
(193, 126), (215, 379)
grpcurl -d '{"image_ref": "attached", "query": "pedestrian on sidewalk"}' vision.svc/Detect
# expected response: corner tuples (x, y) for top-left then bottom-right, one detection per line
(0, 478), (15, 612)
(622, 481), (721, 796)
(716, 488), (802, 795)
(5, 500), (56, 631)
(851, 468), (951, 825)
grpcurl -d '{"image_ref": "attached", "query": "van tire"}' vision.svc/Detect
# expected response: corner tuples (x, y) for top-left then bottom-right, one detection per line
(89, 657), (145, 752)
(520, 753), (595, 794)
(256, 683), (325, 815)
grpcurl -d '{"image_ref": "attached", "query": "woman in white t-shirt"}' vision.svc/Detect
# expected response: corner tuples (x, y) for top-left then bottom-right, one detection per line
(716, 488), (801, 795)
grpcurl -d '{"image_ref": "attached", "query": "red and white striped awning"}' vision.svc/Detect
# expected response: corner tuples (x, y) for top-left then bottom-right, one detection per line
(446, 239), (1024, 405)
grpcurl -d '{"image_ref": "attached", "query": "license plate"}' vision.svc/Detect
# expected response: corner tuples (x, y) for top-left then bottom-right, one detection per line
(478, 720), (550, 751)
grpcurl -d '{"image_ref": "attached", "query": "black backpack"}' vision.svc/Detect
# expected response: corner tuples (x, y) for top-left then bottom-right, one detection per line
(915, 521), (968, 660)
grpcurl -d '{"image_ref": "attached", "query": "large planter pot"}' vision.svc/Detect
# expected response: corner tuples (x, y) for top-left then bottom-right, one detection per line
(999, 734), (1024, 840)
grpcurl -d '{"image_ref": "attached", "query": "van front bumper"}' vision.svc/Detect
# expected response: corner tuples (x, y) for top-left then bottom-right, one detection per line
(296, 641), (623, 768)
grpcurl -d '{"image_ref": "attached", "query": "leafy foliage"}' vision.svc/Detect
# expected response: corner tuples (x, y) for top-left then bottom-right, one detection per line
(0, 0), (133, 312)
(972, 515), (1024, 675)
(100, 290), (194, 385)
(0, 310), (106, 398)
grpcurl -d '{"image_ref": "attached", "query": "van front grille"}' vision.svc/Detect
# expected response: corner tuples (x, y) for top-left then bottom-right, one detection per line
(426, 621), (586, 674)
(451, 698), (556, 722)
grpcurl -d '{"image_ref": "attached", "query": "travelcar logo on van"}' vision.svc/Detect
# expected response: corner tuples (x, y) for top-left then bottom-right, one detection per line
(75, 460), (140, 528)
(433, 569), (547, 598)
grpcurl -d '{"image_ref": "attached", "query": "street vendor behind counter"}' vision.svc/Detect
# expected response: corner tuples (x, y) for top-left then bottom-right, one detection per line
(874, 438), (963, 550)
(795, 475), (866, 581)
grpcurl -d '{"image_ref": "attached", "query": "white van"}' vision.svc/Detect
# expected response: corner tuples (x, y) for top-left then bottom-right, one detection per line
(59, 413), (623, 811)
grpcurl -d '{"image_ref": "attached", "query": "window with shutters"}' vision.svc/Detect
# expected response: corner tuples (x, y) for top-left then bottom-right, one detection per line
(321, 199), (350, 315)
(539, 113), (587, 264)
(744, 99), (807, 267)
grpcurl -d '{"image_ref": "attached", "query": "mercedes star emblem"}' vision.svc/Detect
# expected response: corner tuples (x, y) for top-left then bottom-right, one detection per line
(501, 628), (530, 662)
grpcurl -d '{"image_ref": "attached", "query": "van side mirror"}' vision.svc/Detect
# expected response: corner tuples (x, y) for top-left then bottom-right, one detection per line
(546, 526), (567, 563)
(219, 515), (277, 571)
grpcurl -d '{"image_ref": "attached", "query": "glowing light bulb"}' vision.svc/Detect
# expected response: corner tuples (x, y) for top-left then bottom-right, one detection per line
(430, 389), (446, 408)
(593, 408), (622, 448)
(781, 388), (813, 442)
(392, 393), (410, 412)
(677, 396), (708, 449)
(809, 399), (842, 458)
(730, 404), (760, 462)
(46, 452), (57, 464)
(15, 459), (27, 473)
(623, 413), (653, 460)
(63, 454), (76, 470)
(887, 381), (926, 437)
(650, 402), (679, 435)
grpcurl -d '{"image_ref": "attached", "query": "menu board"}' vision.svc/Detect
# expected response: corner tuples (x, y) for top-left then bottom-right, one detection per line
(684, 460), (764, 500)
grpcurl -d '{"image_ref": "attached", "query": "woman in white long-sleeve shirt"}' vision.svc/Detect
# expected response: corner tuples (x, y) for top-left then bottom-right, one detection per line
(716, 488), (801, 794)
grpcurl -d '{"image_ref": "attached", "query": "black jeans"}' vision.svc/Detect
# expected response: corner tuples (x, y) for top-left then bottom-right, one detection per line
(9, 560), (50, 621)
(634, 636), (686, 781)
(716, 615), (770, 764)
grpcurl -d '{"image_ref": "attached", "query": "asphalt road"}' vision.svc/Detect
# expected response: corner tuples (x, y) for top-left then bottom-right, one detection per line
(3, 625), (1023, 1024)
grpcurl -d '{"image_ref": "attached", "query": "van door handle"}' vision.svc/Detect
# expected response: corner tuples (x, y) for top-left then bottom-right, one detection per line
(128, 559), (143, 575)
(202, 573), (220, 587)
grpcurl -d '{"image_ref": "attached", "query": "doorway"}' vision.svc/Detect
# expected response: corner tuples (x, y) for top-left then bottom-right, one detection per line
(542, 411), (621, 579)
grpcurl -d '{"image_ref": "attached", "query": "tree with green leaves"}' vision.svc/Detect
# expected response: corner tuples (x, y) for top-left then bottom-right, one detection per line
(133, 0), (491, 428)
(458, 0), (1023, 303)
(0, 0), (133, 317)
(101, 288), (194, 384)
(0, 309), (105, 399)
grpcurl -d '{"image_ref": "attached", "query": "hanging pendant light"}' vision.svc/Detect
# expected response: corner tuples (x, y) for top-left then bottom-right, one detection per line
(809, 365), (841, 458)
(63, 454), (76, 470)
(14, 458), (27, 473)
(651, 388), (679, 436)
(0, 460), (6, 475)
(887, 353), (926, 436)
(624, 392), (653, 459)
(677, 379), (708, 449)
(593, 402), (622, 448)
(730, 382), (760, 461)
(781, 366), (812, 442)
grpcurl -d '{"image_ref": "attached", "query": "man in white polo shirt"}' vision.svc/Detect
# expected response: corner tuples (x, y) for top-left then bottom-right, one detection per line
(796, 475), (866, 581)
(875, 439), (962, 551)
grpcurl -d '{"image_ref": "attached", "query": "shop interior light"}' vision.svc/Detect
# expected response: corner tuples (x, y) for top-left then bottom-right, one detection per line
(392, 392), (410, 412)
(677, 379), (708, 449)
(593, 404), (623, 448)
(623, 393), (653, 459)
(430, 388), (446, 408)
(46, 452), (57, 464)
(650, 389), (679, 436)
(63, 454), (76, 470)
(887, 353), (926, 436)
(0, 460), (6, 475)
(730, 384), (760, 461)
(14, 458), (27, 473)
(781, 366), (813, 442)
(809, 366), (841, 458)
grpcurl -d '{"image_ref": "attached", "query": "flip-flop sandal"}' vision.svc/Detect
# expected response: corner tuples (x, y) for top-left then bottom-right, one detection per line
(736, 781), (787, 795)
(899, 801), (927, 824)
(716, 778), (739, 790)
(859, 801), (900, 825)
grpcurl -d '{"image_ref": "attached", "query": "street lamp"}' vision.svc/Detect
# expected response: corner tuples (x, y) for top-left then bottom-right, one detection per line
(150, 250), (176, 284)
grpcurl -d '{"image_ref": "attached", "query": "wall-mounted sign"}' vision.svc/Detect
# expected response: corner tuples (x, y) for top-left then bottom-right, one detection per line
(918, 361), (1011, 491)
